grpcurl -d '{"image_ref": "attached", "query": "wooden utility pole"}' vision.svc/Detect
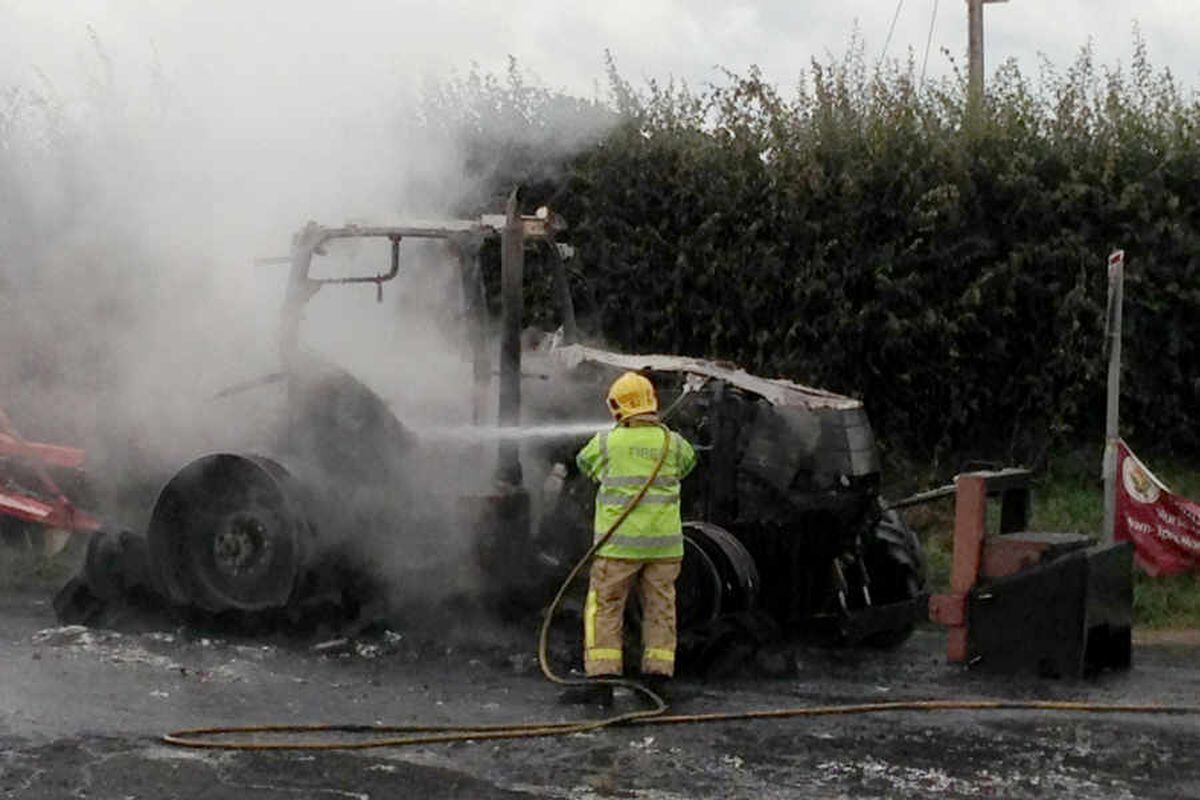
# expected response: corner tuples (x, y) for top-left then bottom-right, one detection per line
(967, 0), (1008, 117)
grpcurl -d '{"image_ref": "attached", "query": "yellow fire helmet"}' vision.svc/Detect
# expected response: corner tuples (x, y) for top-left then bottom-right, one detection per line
(606, 371), (658, 422)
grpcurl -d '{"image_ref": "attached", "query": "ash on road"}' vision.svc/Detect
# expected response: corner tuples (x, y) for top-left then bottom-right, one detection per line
(1, 590), (1198, 799)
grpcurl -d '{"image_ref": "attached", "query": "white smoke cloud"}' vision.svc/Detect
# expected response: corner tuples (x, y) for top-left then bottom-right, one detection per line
(0, 6), (614, 536)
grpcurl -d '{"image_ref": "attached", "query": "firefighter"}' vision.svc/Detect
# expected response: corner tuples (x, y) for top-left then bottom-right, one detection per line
(564, 371), (696, 705)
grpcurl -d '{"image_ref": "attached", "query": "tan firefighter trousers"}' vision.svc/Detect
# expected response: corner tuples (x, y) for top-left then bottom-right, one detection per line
(584, 556), (683, 677)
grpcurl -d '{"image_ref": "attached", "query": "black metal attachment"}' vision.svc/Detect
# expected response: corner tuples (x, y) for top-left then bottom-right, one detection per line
(967, 541), (1133, 677)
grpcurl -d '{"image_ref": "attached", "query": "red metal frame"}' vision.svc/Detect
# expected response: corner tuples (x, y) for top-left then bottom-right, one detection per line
(0, 407), (100, 533)
(928, 469), (1032, 662)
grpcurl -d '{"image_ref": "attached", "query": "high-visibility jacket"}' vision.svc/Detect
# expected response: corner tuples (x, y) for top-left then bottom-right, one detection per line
(576, 422), (696, 560)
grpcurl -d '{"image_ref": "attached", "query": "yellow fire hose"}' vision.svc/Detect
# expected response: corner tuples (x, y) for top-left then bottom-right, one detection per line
(163, 423), (1200, 751)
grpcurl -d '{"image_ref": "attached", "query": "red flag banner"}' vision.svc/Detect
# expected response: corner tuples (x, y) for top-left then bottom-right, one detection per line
(1114, 440), (1200, 576)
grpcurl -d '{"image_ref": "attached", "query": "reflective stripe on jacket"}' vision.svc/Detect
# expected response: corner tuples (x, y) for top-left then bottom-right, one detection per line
(575, 422), (696, 560)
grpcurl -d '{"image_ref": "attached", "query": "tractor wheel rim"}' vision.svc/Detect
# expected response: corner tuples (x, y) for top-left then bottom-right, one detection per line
(212, 513), (274, 578)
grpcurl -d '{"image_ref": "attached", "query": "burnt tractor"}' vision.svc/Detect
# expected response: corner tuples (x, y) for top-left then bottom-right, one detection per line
(58, 198), (926, 650)
(532, 346), (925, 646)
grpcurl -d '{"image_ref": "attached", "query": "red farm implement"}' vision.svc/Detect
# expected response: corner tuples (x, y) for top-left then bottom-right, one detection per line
(0, 406), (100, 555)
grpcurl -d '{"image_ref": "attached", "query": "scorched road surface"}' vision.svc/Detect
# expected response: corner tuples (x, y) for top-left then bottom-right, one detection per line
(2, 590), (1199, 799)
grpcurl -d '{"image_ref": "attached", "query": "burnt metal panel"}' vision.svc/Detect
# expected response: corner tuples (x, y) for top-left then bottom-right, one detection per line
(966, 541), (1133, 677)
(844, 416), (875, 451)
(740, 406), (821, 494)
(552, 344), (862, 411)
(815, 407), (880, 479)
(702, 382), (742, 525)
(967, 548), (1089, 677)
(843, 408), (881, 477)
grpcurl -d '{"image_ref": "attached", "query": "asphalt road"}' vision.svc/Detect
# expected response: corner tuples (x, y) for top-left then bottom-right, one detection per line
(2, 589), (1199, 799)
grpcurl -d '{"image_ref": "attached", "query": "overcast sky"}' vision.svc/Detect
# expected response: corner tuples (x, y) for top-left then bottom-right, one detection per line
(3, 1), (1198, 106)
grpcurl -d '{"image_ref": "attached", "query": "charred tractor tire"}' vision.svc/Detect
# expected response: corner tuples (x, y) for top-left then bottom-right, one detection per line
(627, 521), (760, 672)
(53, 575), (104, 627)
(84, 529), (150, 601)
(860, 507), (926, 648)
(677, 521), (760, 633)
(147, 454), (310, 613)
